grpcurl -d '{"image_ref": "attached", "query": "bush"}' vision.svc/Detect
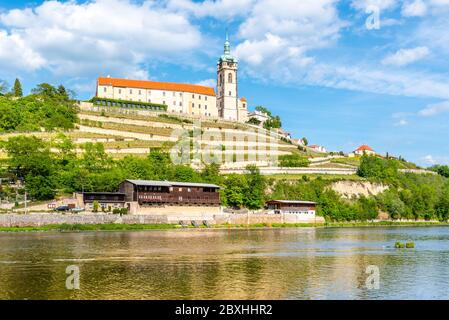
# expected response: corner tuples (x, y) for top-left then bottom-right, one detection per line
(279, 154), (310, 167)
(395, 241), (405, 248)
(357, 155), (398, 180)
(406, 242), (415, 248)
(92, 200), (99, 213)
(112, 208), (121, 214)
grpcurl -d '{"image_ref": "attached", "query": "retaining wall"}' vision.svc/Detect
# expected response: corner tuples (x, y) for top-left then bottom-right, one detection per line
(0, 213), (323, 227)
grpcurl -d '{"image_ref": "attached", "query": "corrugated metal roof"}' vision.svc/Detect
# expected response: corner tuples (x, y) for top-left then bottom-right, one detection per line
(124, 179), (220, 188)
(267, 200), (317, 205)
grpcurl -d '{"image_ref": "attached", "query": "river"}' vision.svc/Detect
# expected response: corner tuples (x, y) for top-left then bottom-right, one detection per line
(1, 226), (449, 299)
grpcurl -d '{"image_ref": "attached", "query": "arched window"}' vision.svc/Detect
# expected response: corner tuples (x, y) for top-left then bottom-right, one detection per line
(228, 73), (233, 83)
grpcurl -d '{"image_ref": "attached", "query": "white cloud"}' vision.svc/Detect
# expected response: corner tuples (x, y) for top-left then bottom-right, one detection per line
(229, 0), (449, 100)
(423, 155), (437, 165)
(382, 47), (430, 66)
(402, 0), (427, 17)
(351, 0), (398, 11)
(422, 154), (449, 165)
(394, 119), (409, 126)
(167, 0), (255, 19)
(418, 101), (449, 116)
(234, 0), (344, 80)
(195, 78), (216, 87)
(237, 0), (344, 46)
(0, 0), (203, 89)
(0, 30), (45, 72)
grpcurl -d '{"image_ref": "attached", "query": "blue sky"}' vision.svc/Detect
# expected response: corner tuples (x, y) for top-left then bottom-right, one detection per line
(1, 0), (449, 166)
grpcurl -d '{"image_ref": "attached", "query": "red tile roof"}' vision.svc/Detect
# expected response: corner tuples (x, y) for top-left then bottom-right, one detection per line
(98, 77), (215, 96)
(239, 97), (247, 102)
(356, 145), (374, 152)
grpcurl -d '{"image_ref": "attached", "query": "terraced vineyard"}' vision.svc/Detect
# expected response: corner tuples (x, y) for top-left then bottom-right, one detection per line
(1, 103), (308, 168)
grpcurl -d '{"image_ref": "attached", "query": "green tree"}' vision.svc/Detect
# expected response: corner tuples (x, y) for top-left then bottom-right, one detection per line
(357, 155), (398, 180)
(13, 78), (23, 97)
(222, 174), (247, 208)
(0, 80), (9, 94)
(255, 106), (272, 117)
(244, 165), (266, 209)
(201, 163), (222, 185)
(436, 184), (449, 221)
(302, 137), (308, 146)
(246, 117), (261, 125)
(430, 165), (449, 178)
(263, 115), (282, 129)
(4, 136), (53, 178)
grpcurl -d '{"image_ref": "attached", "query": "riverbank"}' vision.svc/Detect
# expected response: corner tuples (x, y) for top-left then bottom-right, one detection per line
(0, 221), (447, 232)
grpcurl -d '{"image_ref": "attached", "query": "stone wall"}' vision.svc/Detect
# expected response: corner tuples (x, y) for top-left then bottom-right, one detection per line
(227, 213), (325, 225)
(0, 213), (324, 227)
(0, 214), (168, 227)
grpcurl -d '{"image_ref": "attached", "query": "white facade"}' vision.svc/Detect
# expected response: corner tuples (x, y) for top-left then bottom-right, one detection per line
(97, 81), (218, 118)
(248, 110), (271, 125)
(309, 145), (327, 153)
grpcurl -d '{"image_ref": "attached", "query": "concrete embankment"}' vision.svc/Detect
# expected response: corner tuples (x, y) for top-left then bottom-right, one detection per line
(0, 213), (323, 228)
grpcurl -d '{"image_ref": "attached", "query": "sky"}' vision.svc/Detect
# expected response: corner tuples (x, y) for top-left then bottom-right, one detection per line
(1, 0), (449, 167)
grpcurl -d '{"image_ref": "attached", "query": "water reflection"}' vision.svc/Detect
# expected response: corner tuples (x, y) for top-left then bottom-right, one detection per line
(1, 227), (449, 299)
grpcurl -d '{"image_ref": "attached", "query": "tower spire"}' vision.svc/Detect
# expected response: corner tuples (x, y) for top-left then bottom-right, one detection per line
(224, 31), (230, 55)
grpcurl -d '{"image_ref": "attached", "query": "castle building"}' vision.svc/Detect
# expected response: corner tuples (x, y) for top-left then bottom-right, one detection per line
(95, 35), (248, 122)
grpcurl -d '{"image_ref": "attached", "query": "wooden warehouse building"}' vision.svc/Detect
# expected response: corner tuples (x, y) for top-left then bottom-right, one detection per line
(118, 179), (221, 206)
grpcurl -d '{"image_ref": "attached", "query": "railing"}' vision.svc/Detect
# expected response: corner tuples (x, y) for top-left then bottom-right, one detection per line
(137, 192), (220, 205)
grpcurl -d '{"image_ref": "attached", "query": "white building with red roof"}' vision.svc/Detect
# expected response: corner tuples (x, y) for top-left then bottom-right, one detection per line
(308, 145), (327, 153)
(352, 145), (376, 156)
(96, 35), (249, 122)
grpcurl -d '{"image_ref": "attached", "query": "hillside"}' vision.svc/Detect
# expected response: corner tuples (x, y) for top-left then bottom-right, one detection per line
(1, 101), (309, 169)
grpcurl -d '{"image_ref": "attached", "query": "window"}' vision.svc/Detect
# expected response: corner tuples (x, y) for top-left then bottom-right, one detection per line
(163, 101), (166, 104)
(173, 92), (176, 96)
(130, 89), (132, 94)
(199, 104), (201, 109)
(205, 96), (208, 101)
(192, 103), (195, 108)
(179, 101), (182, 106)
(148, 99), (151, 102)
(148, 90), (151, 95)
(205, 105), (207, 110)
(199, 95), (201, 100)
(163, 91), (166, 96)
(118, 89), (121, 94)
(228, 73), (233, 83)
(192, 94), (195, 98)
(179, 92), (183, 97)
(103, 87), (107, 92)
(138, 90), (141, 95)
(229, 91), (231, 96)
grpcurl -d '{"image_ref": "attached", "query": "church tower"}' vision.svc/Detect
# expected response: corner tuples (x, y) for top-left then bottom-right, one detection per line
(217, 34), (238, 121)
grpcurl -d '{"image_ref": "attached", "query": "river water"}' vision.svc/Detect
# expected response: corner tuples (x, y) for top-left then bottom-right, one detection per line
(1, 227), (449, 300)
